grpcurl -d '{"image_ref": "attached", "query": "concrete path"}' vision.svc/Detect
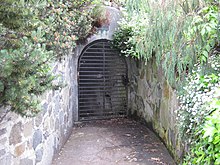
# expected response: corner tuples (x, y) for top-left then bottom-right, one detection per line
(52, 118), (175, 165)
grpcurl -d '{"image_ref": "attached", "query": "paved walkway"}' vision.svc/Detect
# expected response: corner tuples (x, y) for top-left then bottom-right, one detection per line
(52, 118), (175, 165)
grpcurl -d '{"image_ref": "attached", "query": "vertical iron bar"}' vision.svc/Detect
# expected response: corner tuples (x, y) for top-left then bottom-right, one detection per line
(78, 40), (128, 120)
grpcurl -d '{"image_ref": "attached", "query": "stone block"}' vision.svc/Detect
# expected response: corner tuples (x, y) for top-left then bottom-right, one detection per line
(162, 81), (172, 100)
(160, 101), (169, 129)
(42, 102), (48, 116)
(59, 111), (64, 124)
(55, 118), (59, 130)
(0, 149), (6, 156)
(48, 105), (52, 116)
(54, 96), (60, 114)
(20, 158), (33, 165)
(69, 87), (72, 96)
(34, 114), (43, 128)
(35, 147), (43, 163)
(50, 117), (55, 131)
(168, 129), (175, 147)
(64, 114), (67, 124)
(0, 137), (7, 145)
(33, 130), (42, 150)
(47, 93), (52, 103)
(0, 128), (6, 136)
(14, 143), (25, 157)
(43, 117), (50, 131)
(0, 154), (12, 165)
(156, 84), (162, 98)
(140, 69), (145, 79)
(24, 122), (33, 138)
(135, 95), (145, 112)
(145, 67), (152, 82)
(9, 122), (22, 145)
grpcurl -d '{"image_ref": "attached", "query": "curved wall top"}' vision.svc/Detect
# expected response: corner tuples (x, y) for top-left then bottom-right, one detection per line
(75, 6), (121, 56)
(72, 6), (122, 121)
(88, 6), (121, 41)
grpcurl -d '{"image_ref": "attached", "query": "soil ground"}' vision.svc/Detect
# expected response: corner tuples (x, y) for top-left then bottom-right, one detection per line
(52, 118), (176, 165)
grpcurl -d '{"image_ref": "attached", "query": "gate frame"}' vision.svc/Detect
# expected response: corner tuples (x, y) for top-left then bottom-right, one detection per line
(77, 39), (129, 121)
(71, 6), (131, 122)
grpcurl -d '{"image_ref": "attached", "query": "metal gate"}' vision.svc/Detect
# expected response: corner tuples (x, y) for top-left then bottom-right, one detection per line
(78, 40), (128, 120)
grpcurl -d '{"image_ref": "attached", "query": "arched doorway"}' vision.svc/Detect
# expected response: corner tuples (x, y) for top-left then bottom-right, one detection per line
(78, 40), (128, 120)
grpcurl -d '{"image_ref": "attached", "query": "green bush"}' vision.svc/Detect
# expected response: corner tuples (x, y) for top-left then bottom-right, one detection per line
(183, 98), (220, 164)
(176, 55), (220, 164)
(0, 33), (54, 116)
(112, 0), (219, 84)
(176, 55), (220, 142)
(0, 0), (103, 116)
(112, 25), (137, 58)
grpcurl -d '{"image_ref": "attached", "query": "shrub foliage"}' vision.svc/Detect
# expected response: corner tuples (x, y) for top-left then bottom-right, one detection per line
(177, 55), (220, 164)
(183, 95), (220, 164)
(113, 0), (219, 84)
(0, 0), (103, 116)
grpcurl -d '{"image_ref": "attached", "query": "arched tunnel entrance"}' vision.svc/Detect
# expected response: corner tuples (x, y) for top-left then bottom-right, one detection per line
(78, 39), (128, 121)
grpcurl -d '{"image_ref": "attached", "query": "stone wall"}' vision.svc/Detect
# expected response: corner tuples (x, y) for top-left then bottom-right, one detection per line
(0, 5), (182, 164)
(128, 58), (183, 162)
(0, 54), (75, 165)
(0, 6), (121, 165)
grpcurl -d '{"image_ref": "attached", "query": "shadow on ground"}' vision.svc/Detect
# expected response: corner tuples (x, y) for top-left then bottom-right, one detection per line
(52, 118), (175, 165)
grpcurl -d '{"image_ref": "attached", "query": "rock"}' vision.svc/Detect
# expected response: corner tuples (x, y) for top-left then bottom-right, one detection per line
(0, 154), (12, 165)
(50, 117), (55, 131)
(34, 115), (43, 128)
(33, 130), (42, 150)
(42, 102), (48, 116)
(20, 158), (33, 165)
(54, 95), (60, 114)
(0, 128), (6, 136)
(14, 143), (25, 156)
(0, 137), (7, 145)
(55, 119), (59, 130)
(9, 122), (22, 145)
(48, 106), (52, 116)
(59, 111), (64, 124)
(140, 69), (145, 79)
(0, 149), (6, 156)
(35, 147), (43, 163)
(23, 122), (33, 138)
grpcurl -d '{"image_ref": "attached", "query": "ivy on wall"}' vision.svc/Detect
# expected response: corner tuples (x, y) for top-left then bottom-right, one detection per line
(0, 0), (105, 116)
